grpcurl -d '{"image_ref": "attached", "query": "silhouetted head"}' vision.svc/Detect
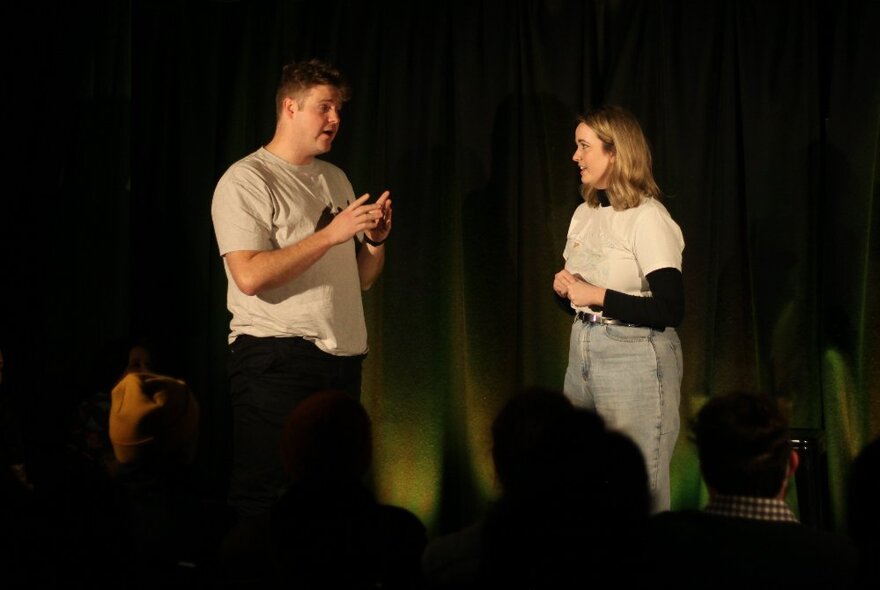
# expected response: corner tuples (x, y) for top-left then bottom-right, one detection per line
(693, 391), (793, 497)
(531, 408), (649, 518)
(281, 390), (372, 485)
(847, 436), (880, 548)
(123, 344), (153, 376)
(481, 393), (650, 587)
(491, 387), (575, 494)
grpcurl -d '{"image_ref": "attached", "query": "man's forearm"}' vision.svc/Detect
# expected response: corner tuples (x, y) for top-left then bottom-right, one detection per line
(225, 230), (336, 296)
(357, 241), (385, 290)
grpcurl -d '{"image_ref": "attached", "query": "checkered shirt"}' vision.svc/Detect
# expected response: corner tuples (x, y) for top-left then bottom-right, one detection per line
(703, 494), (799, 523)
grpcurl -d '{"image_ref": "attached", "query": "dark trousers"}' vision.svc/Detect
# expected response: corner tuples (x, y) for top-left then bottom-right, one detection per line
(227, 335), (364, 519)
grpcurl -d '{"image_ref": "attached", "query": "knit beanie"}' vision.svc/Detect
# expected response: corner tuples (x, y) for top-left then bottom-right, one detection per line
(109, 372), (199, 464)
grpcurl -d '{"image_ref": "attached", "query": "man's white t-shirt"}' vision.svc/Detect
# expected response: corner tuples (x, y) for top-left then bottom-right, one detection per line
(211, 148), (367, 355)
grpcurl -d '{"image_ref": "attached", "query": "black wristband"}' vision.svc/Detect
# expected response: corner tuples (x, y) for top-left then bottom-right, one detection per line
(363, 235), (387, 247)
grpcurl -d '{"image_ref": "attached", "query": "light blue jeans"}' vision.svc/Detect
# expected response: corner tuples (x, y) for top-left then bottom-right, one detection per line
(563, 319), (682, 512)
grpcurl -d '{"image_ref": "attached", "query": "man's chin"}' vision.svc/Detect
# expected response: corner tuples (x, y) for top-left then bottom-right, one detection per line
(318, 134), (336, 148)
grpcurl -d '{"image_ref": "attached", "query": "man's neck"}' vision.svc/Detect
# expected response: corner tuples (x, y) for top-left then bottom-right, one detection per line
(265, 136), (313, 166)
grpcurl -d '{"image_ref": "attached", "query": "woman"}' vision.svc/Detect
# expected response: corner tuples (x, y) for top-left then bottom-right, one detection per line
(553, 105), (684, 512)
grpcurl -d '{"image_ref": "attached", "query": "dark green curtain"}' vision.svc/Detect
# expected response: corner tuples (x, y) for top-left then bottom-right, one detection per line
(2, 0), (878, 536)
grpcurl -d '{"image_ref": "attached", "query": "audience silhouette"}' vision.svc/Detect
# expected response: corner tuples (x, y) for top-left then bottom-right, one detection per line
(47, 339), (165, 585)
(422, 387), (651, 589)
(215, 389), (426, 588)
(109, 363), (202, 587)
(0, 345), (42, 584)
(644, 391), (858, 587)
(848, 435), (880, 588)
(67, 341), (154, 477)
(0, 346), (33, 491)
(3, 338), (877, 589)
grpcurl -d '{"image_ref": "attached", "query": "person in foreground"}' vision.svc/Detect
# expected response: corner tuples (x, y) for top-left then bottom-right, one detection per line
(216, 390), (426, 588)
(847, 435), (880, 587)
(422, 387), (651, 589)
(211, 58), (392, 519)
(643, 391), (858, 587)
(554, 104), (684, 512)
(109, 370), (201, 586)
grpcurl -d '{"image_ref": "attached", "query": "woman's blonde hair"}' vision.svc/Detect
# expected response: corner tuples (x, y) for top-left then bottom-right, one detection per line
(578, 105), (660, 210)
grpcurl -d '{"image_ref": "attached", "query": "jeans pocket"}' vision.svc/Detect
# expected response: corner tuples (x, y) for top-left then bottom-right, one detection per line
(602, 324), (651, 343)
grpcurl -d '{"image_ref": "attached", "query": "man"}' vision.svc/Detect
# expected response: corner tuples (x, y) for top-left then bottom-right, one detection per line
(644, 392), (857, 586)
(211, 59), (392, 519)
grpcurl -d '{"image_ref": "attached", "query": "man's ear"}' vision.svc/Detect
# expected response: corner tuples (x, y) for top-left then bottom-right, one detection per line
(283, 96), (298, 116)
(786, 449), (800, 478)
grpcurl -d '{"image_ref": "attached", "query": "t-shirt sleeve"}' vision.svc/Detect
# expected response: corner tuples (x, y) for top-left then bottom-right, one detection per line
(211, 169), (275, 256)
(632, 203), (684, 275)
